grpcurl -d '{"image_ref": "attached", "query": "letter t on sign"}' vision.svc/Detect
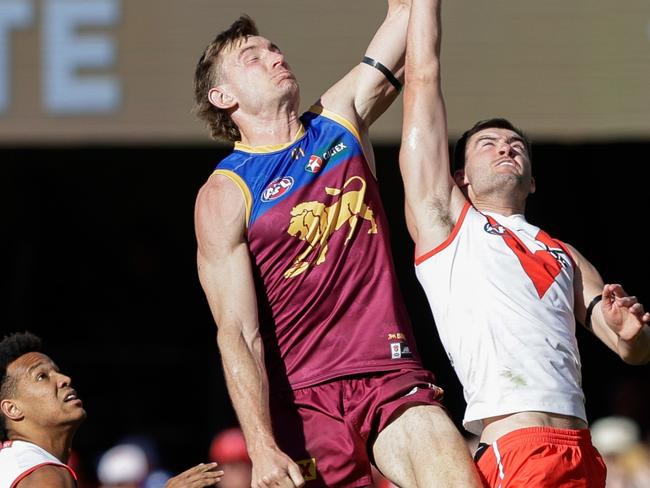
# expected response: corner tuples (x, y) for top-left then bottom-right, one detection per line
(43, 0), (121, 114)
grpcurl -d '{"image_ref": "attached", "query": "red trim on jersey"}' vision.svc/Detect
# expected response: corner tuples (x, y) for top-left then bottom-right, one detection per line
(415, 201), (471, 265)
(11, 462), (78, 488)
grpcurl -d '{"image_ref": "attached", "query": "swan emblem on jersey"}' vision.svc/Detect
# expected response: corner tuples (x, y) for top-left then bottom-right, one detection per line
(485, 214), (571, 298)
(484, 222), (506, 235)
(284, 176), (377, 278)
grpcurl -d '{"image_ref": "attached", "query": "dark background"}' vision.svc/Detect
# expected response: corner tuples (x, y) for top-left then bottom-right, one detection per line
(2, 142), (649, 479)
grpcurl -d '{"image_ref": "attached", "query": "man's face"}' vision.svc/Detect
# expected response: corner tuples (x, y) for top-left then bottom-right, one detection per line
(460, 127), (534, 198)
(4, 352), (86, 430)
(216, 36), (298, 112)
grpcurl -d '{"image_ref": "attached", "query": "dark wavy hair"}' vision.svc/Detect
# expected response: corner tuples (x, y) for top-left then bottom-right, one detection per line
(452, 118), (531, 172)
(193, 15), (259, 142)
(0, 332), (42, 440)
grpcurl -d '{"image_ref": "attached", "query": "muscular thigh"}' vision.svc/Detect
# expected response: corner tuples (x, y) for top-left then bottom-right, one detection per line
(373, 404), (479, 488)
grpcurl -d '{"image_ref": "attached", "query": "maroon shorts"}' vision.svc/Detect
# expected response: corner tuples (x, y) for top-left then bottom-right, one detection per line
(476, 427), (607, 487)
(270, 368), (443, 488)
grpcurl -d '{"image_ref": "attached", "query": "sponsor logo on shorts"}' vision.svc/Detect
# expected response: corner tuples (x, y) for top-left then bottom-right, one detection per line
(262, 176), (294, 202)
(390, 342), (413, 359)
(296, 458), (317, 481)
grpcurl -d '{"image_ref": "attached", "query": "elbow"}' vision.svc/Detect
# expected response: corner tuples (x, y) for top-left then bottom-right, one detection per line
(388, 0), (411, 15)
(405, 63), (440, 86)
(216, 323), (242, 350)
(216, 321), (260, 352)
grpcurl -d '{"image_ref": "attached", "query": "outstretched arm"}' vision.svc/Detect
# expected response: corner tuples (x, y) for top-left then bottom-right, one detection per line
(318, 0), (410, 164)
(399, 0), (466, 254)
(568, 243), (650, 365)
(195, 177), (304, 488)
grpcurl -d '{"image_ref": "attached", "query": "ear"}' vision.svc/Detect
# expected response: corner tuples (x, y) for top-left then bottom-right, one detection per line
(530, 176), (536, 195)
(0, 398), (24, 422)
(453, 169), (468, 188)
(208, 86), (237, 110)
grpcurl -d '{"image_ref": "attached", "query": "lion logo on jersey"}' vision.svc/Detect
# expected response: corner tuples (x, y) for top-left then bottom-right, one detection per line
(284, 176), (377, 278)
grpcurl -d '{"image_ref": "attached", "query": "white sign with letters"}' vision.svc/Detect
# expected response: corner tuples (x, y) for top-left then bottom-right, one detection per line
(0, 0), (120, 115)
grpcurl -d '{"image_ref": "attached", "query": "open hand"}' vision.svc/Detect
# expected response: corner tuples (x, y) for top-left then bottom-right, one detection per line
(164, 462), (224, 488)
(602, 284), (650, 341)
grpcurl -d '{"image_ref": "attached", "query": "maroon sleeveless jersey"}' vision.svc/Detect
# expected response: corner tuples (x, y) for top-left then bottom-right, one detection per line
(214, 107), (422, 389)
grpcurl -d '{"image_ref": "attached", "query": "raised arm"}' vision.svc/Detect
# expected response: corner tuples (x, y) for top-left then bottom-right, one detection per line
(567, 243), (650, 365)
(399, 0), (465, 254)
(319, 0), (410, 133)
(195, 176), (304, 488)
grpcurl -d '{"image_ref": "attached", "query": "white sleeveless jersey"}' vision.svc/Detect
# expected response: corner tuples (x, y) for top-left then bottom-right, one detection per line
(0, 440), (76, 488)
(415, 202), (586, 435)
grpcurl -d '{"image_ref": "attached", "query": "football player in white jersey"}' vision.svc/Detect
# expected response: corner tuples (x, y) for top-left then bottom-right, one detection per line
(0, 332), (223, 488)
(399, 1), (650, 487)
(0, 332), (84, 487)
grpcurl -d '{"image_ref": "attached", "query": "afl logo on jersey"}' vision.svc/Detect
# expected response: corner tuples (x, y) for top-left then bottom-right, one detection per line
(262, 176), (294, 202)
(484, 222), (506, 235)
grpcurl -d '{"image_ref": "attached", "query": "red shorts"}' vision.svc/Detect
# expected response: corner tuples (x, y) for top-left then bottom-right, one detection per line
(475, 427), (606, 488)
(270, 368), (443, 488)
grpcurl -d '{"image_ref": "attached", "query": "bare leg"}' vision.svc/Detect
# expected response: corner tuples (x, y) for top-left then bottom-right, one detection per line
(372, 405), (482, 488)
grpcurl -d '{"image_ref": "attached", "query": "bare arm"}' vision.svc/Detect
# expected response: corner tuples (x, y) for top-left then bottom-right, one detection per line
(319, 0), (410, 151)
(195, 176), (304, 488)
(16, 465), (76, 488)
(568, 243), (650, 365)
(399, 0), (465, 254)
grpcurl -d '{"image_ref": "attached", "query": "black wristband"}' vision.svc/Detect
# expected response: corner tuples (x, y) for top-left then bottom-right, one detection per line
(585, 294), (603, 331)
(361, 56), (403, 92)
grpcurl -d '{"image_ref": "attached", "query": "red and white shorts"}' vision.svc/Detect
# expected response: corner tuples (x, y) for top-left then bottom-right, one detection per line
(475, 426), (606, 488)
